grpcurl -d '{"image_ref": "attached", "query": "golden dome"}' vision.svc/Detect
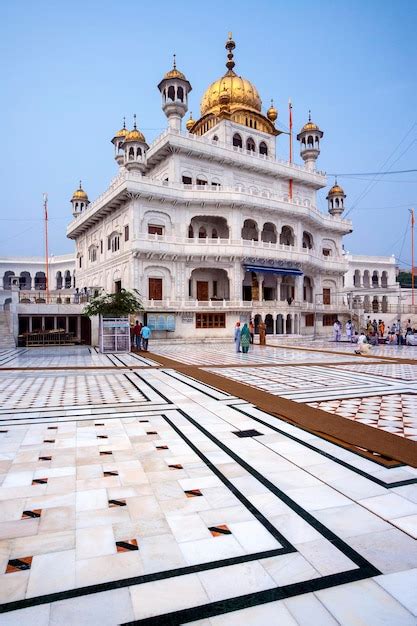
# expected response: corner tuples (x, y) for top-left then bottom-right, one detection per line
(114, 124), (129, 139)
(72, 182), (88, 201)
(201, 73), (262, 116)
(300, 111), (321, 133)
(267, 100), (278, 122)
(164, 68), (186, 80)
(163, 54), (187, 80)
(124, 115), (146, 143)
(186, 113), (195, 131)
(328, 183), (345, 196)
(200, 34), (262, 116)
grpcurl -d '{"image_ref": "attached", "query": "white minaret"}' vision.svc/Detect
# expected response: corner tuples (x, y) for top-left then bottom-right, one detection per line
(71, 182), (89, 218)
(297, 111), (323, 171)
(327, 180), (346, 216)
(123, 115), (148, 173)
(111, 118), (129, 168)
(158, 55), (192, 131)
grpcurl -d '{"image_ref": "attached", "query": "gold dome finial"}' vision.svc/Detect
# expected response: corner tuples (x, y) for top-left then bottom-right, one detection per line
(173, 53), (176, 69)
(133, 113), (137, 130)
(308, 109), (311, 122)
(225, 32), (236, 73)
(267, 98), (278, 122)
(72, 181), (88, 201)
(186, 111), (195, 131)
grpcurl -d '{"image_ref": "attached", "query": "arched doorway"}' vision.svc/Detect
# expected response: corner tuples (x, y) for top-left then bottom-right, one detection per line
(254, 314), (262, 334)
(276, 314), (284, 334)
(265, 314), (274, 334)
(286, 314), (292, 334)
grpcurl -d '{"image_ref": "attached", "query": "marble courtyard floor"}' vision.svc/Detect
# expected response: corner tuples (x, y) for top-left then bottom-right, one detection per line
(0, 342), (416, 624)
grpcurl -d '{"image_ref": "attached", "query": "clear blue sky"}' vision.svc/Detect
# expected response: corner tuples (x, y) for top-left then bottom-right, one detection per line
(1, 0), (416, 267)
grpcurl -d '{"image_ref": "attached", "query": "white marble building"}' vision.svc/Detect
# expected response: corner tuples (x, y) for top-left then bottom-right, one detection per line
(1, 36), (410, 343)
(65, 36), (356, 339)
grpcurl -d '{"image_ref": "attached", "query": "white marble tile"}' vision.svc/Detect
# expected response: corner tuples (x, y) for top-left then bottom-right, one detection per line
(358, 493), (417, 520)
(129, 573), (209, 619)
(261, 552), (319, 585)
(374, 568), (417, 616)
(76, 525), (115, 559)
(166, 513), (211, 543)
(348, 528), (417, 574)
(228, 520), (280, 552)
(0, 603), (51, 626)
(197, 561), (275, 602)
(209, 600), (298, 625)
(295, 539), (357, 576)
(284, 592), (339, 625)
(391, 514), (417, 539)
(49, 587), (135, 625)
(313, 503), (391, 538)
(316, 578), (416, 625)
(26, 549), (76, 597)
(178, 534), (244, 565)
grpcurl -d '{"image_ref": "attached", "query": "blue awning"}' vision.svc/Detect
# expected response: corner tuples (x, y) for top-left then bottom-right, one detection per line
(244, 264), (303, 276)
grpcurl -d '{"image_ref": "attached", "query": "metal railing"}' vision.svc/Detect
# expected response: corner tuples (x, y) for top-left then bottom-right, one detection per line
(18, 292), (91, 305)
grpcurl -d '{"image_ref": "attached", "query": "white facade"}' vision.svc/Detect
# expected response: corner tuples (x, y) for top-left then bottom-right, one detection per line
(2, 37), (412, 343)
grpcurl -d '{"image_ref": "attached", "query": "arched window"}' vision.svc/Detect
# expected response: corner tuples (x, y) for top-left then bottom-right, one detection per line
(261, 222), (277, 243)
(64, 270), (72, 288)
(136, 147), (142, 158)
(307, 135), (314, 147)
(381, 271), (388, 288)
(56, 271), (62, 290)
(188, 225), (194, 238)
(129, 147), (134, 160)
(108, 232), (120, 253)
(198, 227), (207, 238)
(232, 133), (242, 148)
(35, 272), (46, 290)
(177, 86), (184, 102)
(19, 271), (31, 290)
(279, 225), (295, 246)
(167, 85), (175, 101)
(211, 228), (218, 238)
(302, 231), (313, 249)
(303, 277), (313, 302)
(241, 219), (258, 241)
(372, 271), (379, 288)
(246, 137), (255, 152)
(259, 142), (268, 155)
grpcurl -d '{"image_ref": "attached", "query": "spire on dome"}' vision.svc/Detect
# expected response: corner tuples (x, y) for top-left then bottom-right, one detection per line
(225, 32), (236, 73)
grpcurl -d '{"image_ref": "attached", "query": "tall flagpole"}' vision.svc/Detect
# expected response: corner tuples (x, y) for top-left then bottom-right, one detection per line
(43, 193), (50, 301)
(289, 99), (293, 200)
(411, 208), (415, 306)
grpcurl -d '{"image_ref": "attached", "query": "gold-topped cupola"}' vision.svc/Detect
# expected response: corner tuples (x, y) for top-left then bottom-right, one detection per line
(191, 34), (279, 137)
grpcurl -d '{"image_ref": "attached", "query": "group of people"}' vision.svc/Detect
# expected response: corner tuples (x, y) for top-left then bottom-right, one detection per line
(130, 320), (151, 351)
(234, 319), (258, 353)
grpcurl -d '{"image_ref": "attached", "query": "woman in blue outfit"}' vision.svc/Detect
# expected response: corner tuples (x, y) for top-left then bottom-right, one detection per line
(240, 323), (251, 353)
(234, 322), (241, 352)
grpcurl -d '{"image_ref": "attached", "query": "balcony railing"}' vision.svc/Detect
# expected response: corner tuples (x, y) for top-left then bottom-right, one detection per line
(142, 298), (350, 312)
(18, 292), (90, 305)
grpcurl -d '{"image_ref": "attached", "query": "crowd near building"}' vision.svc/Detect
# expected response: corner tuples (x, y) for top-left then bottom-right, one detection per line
(0, 35), (413, 346)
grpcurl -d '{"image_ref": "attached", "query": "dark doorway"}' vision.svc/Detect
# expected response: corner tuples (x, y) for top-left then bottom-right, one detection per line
(115, 280), (122, 293)
(81, 316), (91, 345)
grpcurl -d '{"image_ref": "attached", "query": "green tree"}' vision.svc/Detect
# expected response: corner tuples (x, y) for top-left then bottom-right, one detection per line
(83, 289), (143, 318)
(397, 271), (412, 288)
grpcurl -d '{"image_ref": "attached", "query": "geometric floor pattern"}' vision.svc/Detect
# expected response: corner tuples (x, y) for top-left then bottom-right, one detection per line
(0, 345), (416, 624)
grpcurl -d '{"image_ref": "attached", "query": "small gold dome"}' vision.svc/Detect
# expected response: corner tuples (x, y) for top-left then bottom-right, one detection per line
(300, 111), (321, 133)
(267, 101), (278, 122)
(186, 114), (195, 131)
(328, 183), (345, 196)
(125, 128), (146, 143)
(72, 183), (88, 201)
(124, 115), (146, 143)
(164, 68), (186, 80)
(114, 126), (129, 138)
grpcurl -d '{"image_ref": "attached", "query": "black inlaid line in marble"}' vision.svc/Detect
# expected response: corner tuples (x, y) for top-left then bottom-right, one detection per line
(173, 408), (380, 575)
(231, 406), (417, 488)
(123, 373), (152, 402)
(163, 370), (229, 400)
(0, 548), (287, 613)
(122, 567), (376, 626)
(132, 371), (173, 405)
